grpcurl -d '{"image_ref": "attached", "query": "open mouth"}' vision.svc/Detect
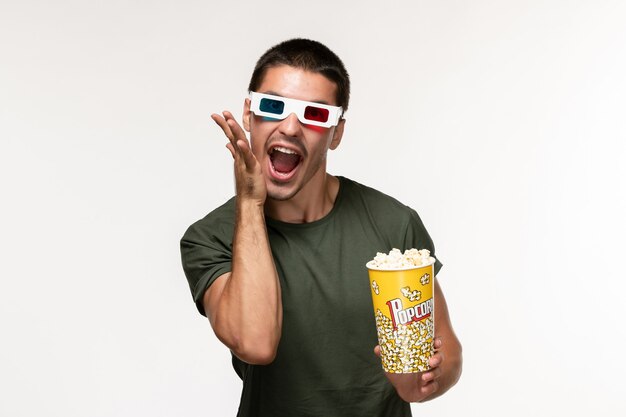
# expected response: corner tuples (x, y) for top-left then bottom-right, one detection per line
(269, 146), (302, 177)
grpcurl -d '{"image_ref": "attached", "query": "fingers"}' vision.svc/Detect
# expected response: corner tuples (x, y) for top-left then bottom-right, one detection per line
(226, 120), (257, 169)
(225, 143), (236, 159)
(418, 367), (440, 401)
(428, 350), (444, 369)
(211, 113), (237, 149)
(430, 337), (445, 367)
(211, 111), (248, 151)
(211, 110), (266, 202)
(384, 371), (439, 403)
(378, 338), (445, 403)
(212, 111), (257, 169)
(421, 348), (444, 383)
(434, 337), (443, 350)
(373, 345), (381, 357)
(421, 365), (442, 383)
(419, 380), (439, 399)
(225, 114), (248, 142)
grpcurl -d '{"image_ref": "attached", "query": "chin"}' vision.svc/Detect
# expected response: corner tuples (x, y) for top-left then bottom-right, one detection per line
(266, 188), (298, 202)
(265, 179), (302, 201)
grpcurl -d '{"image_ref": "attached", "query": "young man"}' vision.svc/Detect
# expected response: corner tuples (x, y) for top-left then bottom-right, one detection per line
(181, 38), (462, 417)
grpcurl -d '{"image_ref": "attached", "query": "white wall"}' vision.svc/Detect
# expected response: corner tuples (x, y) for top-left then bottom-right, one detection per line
(1, 1), (624, 416)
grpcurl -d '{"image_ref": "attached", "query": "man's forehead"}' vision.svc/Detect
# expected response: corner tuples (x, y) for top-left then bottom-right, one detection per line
(256, 65), (338, 105)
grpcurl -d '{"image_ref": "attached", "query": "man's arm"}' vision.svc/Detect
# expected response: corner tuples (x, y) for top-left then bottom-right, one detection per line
(377, 277), (462, 402)
(203, 111), (282, 365)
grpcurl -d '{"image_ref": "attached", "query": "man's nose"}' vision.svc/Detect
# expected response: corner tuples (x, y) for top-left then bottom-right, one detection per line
(277, 113), (302, 137)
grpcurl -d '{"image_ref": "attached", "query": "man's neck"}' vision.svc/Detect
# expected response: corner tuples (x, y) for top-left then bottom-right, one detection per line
(264, 174), (340, 224)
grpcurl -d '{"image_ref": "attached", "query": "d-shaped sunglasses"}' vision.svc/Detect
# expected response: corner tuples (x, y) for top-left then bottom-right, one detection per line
(250, 92), (344, 128)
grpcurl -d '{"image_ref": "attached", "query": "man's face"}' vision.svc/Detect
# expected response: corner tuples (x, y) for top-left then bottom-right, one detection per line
(243, 65), (344, 202)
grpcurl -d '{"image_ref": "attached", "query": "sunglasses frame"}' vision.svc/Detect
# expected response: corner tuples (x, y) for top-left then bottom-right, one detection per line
(249, 92), (344, 128)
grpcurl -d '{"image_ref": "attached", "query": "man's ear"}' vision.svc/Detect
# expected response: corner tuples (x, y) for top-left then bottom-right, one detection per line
(243, 98), (251, 132)
(329, 119), (345, 150)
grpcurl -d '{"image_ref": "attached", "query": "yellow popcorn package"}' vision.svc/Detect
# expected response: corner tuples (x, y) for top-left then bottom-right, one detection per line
(366, 248), (436, 373)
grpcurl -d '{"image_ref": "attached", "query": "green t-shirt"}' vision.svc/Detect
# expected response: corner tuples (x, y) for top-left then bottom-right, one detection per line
(181, 176), (442, 417)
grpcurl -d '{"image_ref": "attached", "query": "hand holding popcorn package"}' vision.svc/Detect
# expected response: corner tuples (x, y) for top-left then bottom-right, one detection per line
(366, 248), (436, 373)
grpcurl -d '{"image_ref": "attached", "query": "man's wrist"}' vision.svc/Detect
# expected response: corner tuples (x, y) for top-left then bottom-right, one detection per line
(236, 196), (266, 212)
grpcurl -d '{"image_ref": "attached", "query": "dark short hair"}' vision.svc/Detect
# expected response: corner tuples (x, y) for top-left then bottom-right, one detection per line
(248, 38), (351, 112)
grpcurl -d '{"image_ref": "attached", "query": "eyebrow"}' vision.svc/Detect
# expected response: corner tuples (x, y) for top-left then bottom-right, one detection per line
(261, 90), (333, 106)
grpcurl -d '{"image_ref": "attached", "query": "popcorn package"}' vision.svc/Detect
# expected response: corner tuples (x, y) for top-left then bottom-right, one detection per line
(366, 249), (436, 373)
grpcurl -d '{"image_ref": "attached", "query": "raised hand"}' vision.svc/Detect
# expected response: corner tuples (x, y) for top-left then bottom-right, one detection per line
(203, 111), (283, 365)
(211, 111), (266, 205)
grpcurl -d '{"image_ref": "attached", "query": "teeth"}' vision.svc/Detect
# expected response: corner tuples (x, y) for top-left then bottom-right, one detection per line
(272, 146), (297, 155)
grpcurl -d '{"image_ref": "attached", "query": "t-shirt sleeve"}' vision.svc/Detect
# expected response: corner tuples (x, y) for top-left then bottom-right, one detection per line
(180, 220), (233, 316)
(403, 208), (443, 276)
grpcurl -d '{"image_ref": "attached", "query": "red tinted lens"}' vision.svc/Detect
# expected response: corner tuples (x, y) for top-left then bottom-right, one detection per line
(304, 106), (329, 123)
